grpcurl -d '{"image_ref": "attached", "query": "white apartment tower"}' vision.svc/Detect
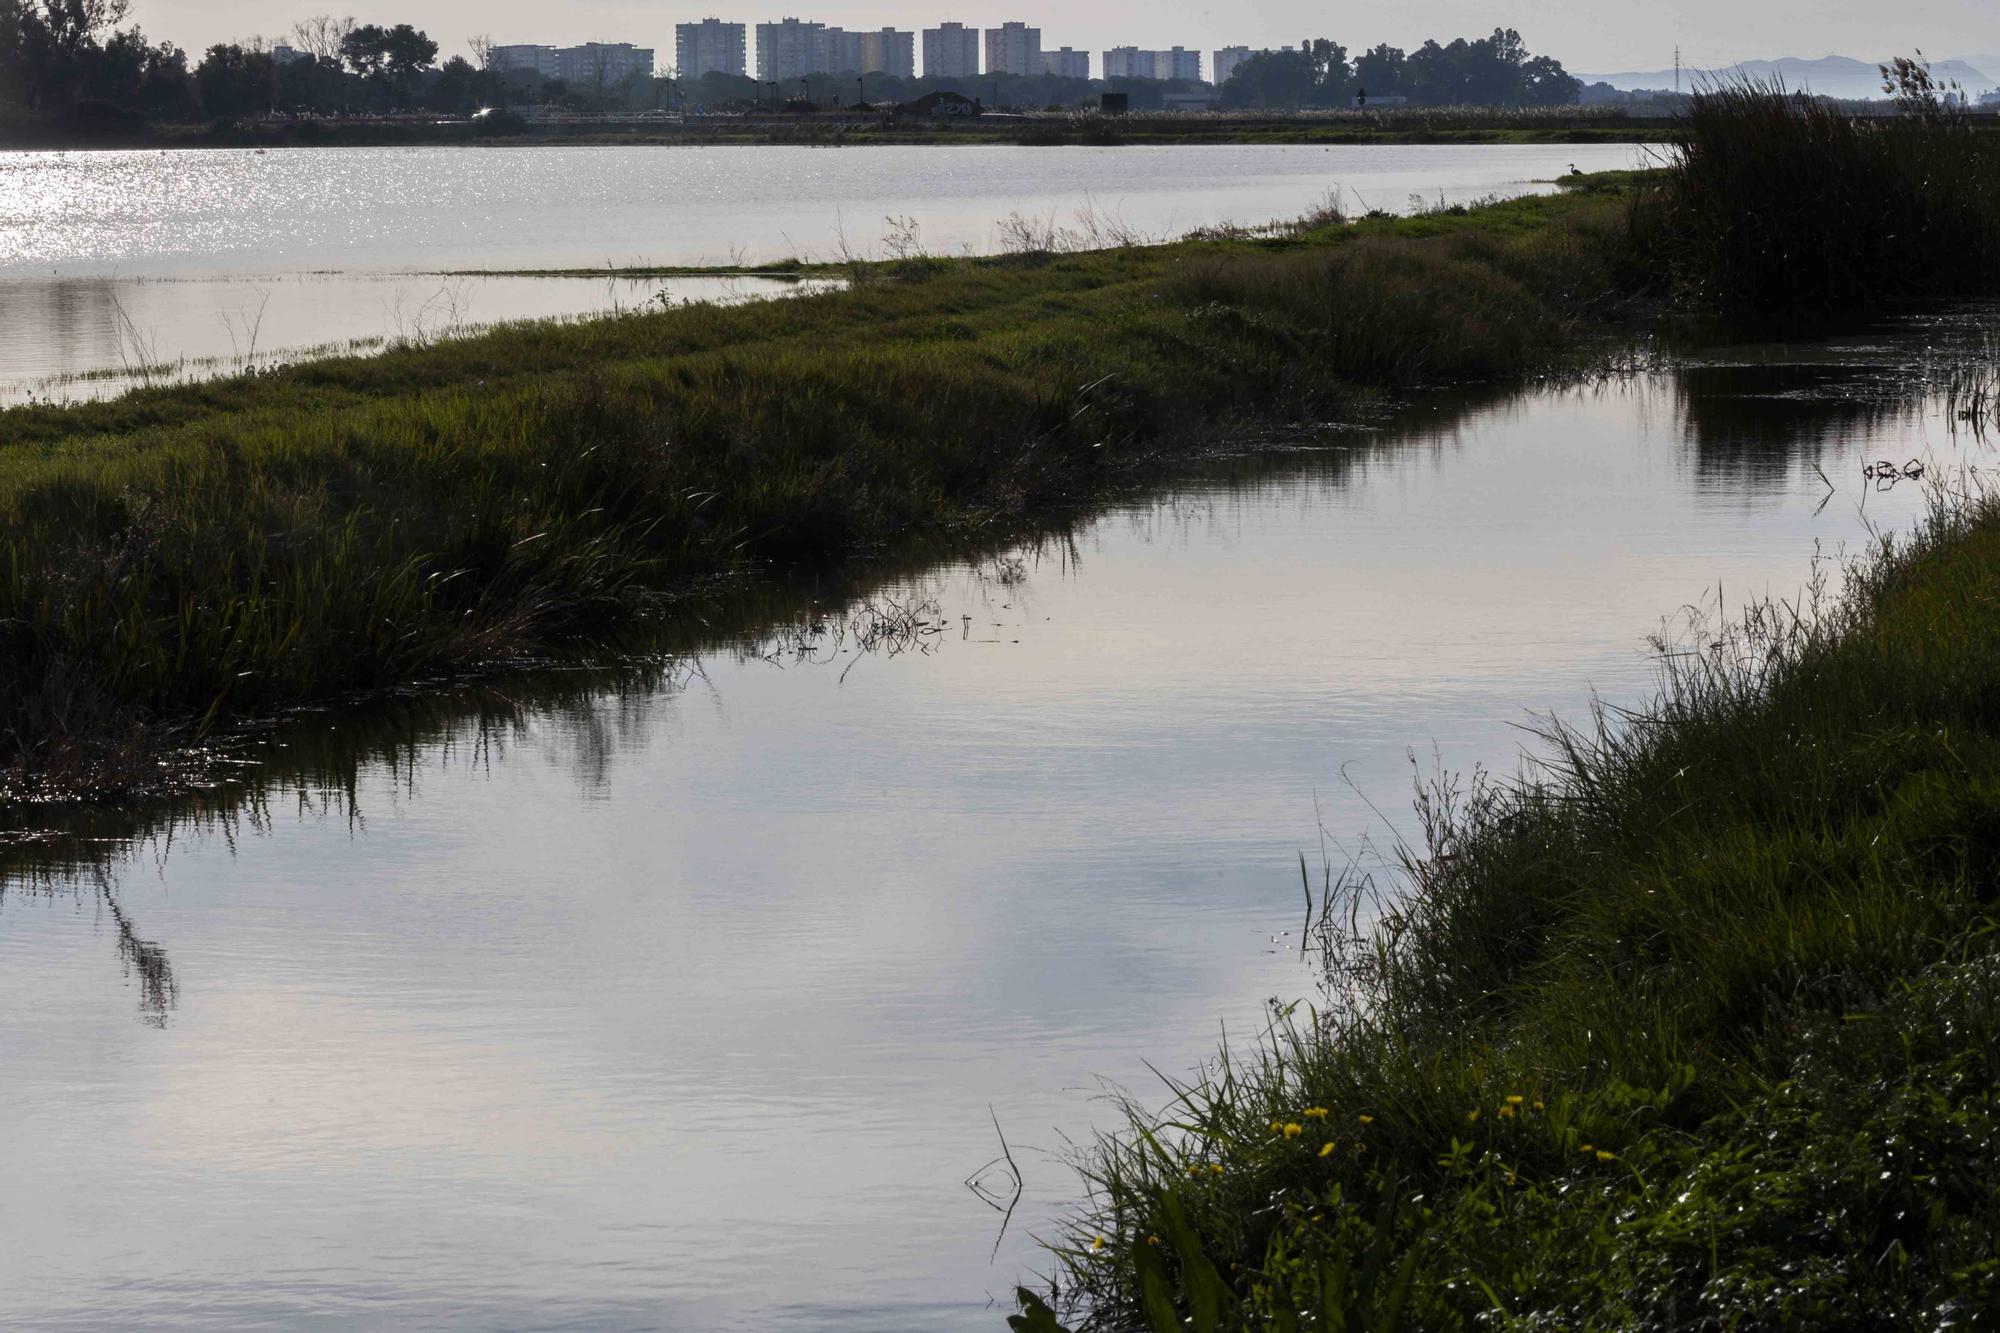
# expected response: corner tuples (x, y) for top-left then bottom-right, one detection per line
(1157, 46), (1202, 81)
(676, 19), (748, 79)
(983, 21), (1041, 77)
(1212, 46), (1253, 84)
(1102, 46), (1202, 81)
(827, 27), (916, 77)
(858, 28), (916, 78)
(1042, 47), (1089, 79)
(756, 18), (830, 80)
(922, 22), (980, 78)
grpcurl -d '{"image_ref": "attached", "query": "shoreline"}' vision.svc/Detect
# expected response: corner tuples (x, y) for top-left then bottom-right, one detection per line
(0, 115), (1678, 153)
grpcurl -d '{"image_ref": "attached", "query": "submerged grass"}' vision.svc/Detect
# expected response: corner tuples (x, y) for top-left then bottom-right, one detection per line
(0, 186), (1639, 795)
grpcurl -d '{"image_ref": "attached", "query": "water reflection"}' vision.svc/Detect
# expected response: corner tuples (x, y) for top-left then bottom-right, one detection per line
(0, 272), (832, 406)
(0, 323), (1990, 1331)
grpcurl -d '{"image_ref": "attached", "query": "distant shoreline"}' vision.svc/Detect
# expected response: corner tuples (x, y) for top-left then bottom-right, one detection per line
(0, 112), (1679, 152)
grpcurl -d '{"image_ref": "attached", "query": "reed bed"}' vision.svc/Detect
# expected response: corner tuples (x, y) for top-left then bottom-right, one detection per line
(1640, 74), (2000, 312)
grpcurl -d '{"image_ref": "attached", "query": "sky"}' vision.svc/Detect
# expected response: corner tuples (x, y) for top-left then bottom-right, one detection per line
(127, 0), (1996, 76)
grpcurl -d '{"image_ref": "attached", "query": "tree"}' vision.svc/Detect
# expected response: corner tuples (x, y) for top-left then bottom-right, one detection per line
(467, 33), (493, 71)
(3, 0), (133, 111)
(195, 41), (275, 118)
(290, 13), (354, 64)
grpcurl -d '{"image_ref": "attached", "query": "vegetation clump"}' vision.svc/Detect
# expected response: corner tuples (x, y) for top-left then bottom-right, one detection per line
(1642, 69), (2000, 312)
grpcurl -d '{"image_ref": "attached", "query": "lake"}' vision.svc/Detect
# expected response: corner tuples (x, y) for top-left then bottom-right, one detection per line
(0, 310), (1983, 1329)
(0, 142), (1642, 403)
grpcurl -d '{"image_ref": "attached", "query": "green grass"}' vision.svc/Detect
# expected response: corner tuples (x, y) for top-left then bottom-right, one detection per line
(0, 184), (1639, 795)
(1029, 467), (2000, 1332)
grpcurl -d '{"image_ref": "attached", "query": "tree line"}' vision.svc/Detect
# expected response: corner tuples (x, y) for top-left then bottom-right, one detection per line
(2, 2), (1583, 128)
(1220, 30), (1580, 109)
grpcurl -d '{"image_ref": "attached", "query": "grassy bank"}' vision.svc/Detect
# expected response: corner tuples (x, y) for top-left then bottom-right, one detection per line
(1025, 87), (2000, 1333)
(1032, 474), (2000, 1331)
(0, 186), (1639, 795)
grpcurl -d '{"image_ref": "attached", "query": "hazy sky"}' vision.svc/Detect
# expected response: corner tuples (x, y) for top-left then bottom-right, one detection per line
(131, 0), (1995, 75)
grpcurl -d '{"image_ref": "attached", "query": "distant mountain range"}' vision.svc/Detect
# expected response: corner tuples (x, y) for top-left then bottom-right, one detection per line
(1578, 54), (1999, 99)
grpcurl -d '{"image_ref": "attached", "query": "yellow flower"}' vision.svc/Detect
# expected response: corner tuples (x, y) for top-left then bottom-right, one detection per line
(1147, 1235), (1161, 1247)
(1304, 1106), (1330, 1120)
(1091, 1234), (1105, 1253)
(1505, 1095), (1524, 1106)
(1466, 1108), (1481, 1124)
(1282, 1122), (1304, 1139)
(1533, 1100), (1545, 1111)
(1498, 1104), (1515, 1119)
(1209, 1163), (1225, 1176)
(1595, 1150), (1617, 1163)
(1358, 1114), (1375, 1125)
(1269, 1120), (1284, 1134)
(1318, 1142), (1336, 1158)
(1579, 1143), (1594, 1154)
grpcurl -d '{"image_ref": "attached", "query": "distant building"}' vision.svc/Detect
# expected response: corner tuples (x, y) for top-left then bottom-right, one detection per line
(493, 44), (560, 78)
(984, 22), (1041, 78)
(901, 89), (980, 117)
(1214, 45), (1295, 85)
(1102, 45), (1201, 81)
(1161, 91), (1218, 111)
(1041, 47), (1089, 79)
(676, 19), (748, 79)
(493, 42), (654, 84)
(828, 27), (916, 77)
(922, 22), (980, 78)
(756, 18), (830, 80)
(270, 43), (307, 67)
(559, 43), (654, 85)
(1212, 46), (1256, 85)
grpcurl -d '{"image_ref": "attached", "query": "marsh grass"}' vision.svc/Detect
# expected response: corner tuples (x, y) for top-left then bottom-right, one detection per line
(0, 189), (1636, 794)
(1037, 464), (2000, 1327)
(1642, 74), (2000, 312)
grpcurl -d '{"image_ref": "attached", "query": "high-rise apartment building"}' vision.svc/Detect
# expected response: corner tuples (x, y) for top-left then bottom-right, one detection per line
(1041, 47), (1089, 79)
(677, 19), (748, 79)
(922, 22), (980, 78)
(858, 28), (916, 77)
(1102, 45), (1201, 81)
(1212, 46), (1254, 84)
(983, 21), (1041, 77)
(493, 42), (654, 83)
(493, 43), (560, 77)
(756, 17), (830, 80)
(826, 27), (915, 77)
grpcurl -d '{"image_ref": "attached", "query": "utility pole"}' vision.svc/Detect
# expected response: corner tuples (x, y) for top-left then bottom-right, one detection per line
(1675, 45), (1681, 94)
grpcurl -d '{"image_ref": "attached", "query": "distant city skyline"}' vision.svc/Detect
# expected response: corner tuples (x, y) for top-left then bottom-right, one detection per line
(118, 0), (2000, 80)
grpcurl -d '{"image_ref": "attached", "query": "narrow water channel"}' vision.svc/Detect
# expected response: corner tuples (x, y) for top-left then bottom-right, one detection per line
(0, 313), (1988, 1329)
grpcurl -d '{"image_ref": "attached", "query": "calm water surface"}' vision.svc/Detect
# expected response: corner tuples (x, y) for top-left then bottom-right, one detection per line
(0, 317), (1985, 1329)
(0, 142), (1640, 401)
